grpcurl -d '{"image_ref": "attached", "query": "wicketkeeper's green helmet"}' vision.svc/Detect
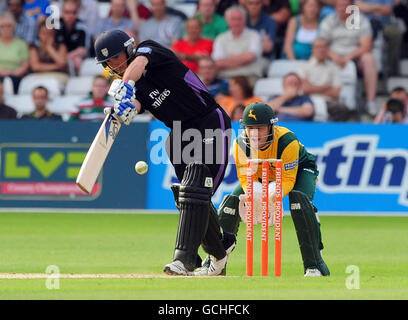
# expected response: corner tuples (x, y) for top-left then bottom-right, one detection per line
(241, 102), (278, 127)
(241, 102), (278, 149)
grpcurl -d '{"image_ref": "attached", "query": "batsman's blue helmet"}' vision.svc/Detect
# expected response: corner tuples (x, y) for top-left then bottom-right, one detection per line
(94, 29), (136, 70)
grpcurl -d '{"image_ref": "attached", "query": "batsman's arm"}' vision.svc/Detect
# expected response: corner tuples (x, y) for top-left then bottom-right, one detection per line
(122, 55), (149, 84)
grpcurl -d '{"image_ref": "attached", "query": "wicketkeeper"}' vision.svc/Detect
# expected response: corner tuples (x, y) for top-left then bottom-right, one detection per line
(205, 102), (330, 277)
(93, 30), (236, 276)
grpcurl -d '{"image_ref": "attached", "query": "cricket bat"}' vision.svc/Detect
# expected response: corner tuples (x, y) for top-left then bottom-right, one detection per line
(76, 113), (122, 194)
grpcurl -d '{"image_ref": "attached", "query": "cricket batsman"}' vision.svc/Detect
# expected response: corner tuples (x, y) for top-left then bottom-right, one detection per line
(93, 30), (235, 276)
(209, 102), (330, 277)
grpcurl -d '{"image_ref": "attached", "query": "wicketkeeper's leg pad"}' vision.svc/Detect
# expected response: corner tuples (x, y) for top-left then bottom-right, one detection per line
(173, 162), (212, 271)
(289, 190), (330, 276)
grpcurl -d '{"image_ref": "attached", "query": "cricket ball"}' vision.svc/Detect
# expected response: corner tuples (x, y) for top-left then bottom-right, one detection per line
(135, 161), (148, 175)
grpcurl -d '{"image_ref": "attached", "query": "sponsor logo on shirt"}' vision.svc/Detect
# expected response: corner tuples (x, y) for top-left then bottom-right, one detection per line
(137, 47), (152, 54)
(149, 89), (171, 109)
(284, 159), (299, 171)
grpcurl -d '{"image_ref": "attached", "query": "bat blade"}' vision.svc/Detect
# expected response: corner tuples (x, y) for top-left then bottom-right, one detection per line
(76, 114), (121, 194)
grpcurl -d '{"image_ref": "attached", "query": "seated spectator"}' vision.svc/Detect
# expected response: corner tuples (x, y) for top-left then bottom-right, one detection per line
(212, 5), (263, 84)
(138, 0), (184, 48)
(172, 18), (213, 73)
(197, 57), (229, 98)
(69, 75), (114, 121)
(0, 78), (17, 119)
(319, 0), (378, 116)
(58, 0), (100, 37)
(7, 0), (37, 45)
(0, 12), (30, 94)
(216, 75), (263, 116)
(21, 86), (62, 120)
(355, 0), (404, 76)
(262, 0), (292, 58)
(29, 21), (69, 85)
(95, 0), (136, 38)
(56, 0), (90, 75)
(298, 37), (356, 121)
(374, 87), (408, 124)
(24, 0), (51, 23)
(244, 0), (277, 60)
(230, 103), (245, 121)
(283, 0), (320, 60)
(196, 0), (229, 40)
(267, 72), (315, 121)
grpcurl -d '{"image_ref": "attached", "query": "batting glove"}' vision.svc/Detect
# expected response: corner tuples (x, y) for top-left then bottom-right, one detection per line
(108, 79), (136, 102)
(113, 99), (137, 125)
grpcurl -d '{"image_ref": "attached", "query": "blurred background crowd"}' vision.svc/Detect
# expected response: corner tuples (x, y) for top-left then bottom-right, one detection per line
(0, 0), (408, 124)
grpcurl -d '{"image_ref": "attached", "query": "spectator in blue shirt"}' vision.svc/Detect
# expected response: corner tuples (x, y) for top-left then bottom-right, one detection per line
(24, 0), (51, 23)
(283, 0), (321, 60)
(267, 72), (315, 121)
(244, 0), (277, 59)
(7, 0), (37, 44)
(355, 0), (403, 75)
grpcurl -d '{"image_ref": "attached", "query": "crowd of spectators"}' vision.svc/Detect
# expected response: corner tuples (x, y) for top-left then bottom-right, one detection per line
(0, 0), (408, 124)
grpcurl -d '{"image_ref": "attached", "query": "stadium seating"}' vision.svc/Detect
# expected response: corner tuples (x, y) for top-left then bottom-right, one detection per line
(79, 58), (104, 77)
(310, 95), (328, 122)
(47, 95), (83, 121)
(2, 76), (14, 96)
(386, 77), (408, 92)
(399, 59), (408, 77)
(65, 76), (94, 96)
(253, 78), (283, 99)
(4, 95), (35, 116)
(267, 60), (304, 78)
(18, 75), (64, 98)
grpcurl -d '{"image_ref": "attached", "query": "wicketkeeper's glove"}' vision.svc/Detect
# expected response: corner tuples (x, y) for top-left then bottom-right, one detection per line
(108, 79), (136, 101)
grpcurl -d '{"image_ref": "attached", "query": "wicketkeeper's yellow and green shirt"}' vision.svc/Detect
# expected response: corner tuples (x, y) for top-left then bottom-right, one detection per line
(233, 126), (317, 196)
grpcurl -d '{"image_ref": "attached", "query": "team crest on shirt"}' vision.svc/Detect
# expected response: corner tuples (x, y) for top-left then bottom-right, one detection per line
(101, 48), (109, 57)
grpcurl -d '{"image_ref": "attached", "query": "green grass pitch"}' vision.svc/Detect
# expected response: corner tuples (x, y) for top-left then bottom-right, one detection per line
(0, 212), (407, 300)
